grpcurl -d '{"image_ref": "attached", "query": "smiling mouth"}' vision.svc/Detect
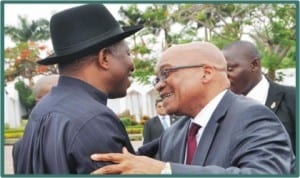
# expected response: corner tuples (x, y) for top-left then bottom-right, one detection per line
(161, 93), (174, 100)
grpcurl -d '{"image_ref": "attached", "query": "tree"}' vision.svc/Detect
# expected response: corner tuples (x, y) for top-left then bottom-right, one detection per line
(4, 41), (55, 86)
(118, 4), (295, 83)
(4, 16), (55, 85)
(248, 4), (296, 80)
(14, 80), (36, 117)
(5, 15), (50, 42)
(169, 4), (296, 81)
(4, 15), (56, 117)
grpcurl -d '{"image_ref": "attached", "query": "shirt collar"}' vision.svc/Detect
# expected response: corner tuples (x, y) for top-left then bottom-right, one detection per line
(158, 115), (169, 119)
(246, 75), (270, 105)
(192, 89), (227, 128)
(58, 76), (108, 105)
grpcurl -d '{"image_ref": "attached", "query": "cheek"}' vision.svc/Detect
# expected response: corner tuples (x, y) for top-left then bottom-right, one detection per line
(228, 70), (239, 80)
(113, 59), (131, 76)
(170, 78), (193, 109)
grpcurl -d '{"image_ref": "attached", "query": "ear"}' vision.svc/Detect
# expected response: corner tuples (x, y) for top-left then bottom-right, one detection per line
(251, 58), (260, 71)
(97, 48), (111, 70)
(202, 65), (214, 83)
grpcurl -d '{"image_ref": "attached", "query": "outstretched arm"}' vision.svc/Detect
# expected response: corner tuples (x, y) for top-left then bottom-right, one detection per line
(90, 147), (166, 174)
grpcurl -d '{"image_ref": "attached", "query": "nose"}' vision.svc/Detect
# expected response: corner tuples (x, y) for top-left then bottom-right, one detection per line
(129, 58), (135, 72)
(227, 71), (232, 79)
(154, 79), (165, 92)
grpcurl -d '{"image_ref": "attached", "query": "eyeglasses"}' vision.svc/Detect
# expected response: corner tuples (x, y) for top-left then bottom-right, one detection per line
(152, 64), (205, 86)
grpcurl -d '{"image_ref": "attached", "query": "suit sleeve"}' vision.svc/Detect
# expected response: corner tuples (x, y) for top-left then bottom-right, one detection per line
(285, 86), (296, 152)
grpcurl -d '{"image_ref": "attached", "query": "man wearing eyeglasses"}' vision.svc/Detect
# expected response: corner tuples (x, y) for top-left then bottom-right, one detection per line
(90, 41), (295, 174)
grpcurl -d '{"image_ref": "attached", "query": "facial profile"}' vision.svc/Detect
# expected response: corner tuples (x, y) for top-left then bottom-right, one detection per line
(222, 41), (261, 95)
(106, 40), (134, 99)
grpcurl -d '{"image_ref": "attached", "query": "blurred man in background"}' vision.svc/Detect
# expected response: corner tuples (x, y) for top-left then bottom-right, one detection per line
(222, 40), (295, 152)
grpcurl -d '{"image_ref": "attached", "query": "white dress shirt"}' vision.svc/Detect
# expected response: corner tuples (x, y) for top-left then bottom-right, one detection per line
(246, 75), (270, 105)
(158, 115), (171, 129)
(185, 89), (227, 162)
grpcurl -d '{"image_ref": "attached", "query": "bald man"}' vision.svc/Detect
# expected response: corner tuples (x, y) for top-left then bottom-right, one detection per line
(34, 75), (59, 102)
(222, 40), (295, 152)
(90, 42), (295, 174)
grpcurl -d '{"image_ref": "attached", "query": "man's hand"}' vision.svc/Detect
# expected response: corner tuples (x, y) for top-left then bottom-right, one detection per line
(90, 147), (166, 174)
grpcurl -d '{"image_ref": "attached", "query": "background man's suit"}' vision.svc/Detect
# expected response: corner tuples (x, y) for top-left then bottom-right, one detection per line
(265, 81), (295, 152)
(143, 116), (178, 145)
(156, 91), (295, 174)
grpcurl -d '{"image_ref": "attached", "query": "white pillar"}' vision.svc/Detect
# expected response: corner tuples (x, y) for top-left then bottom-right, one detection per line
(4, 84), (22, 128)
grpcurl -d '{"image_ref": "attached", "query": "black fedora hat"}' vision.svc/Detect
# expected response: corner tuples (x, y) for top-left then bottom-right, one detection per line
(37, 4), (143, 65)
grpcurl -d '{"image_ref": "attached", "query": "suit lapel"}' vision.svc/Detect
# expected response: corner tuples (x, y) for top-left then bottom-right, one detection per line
(170, 116), (176, 125)
(154, 116), (164, 132)
(265, 81), (283, 113)
(171, 118), (190, 163)
(192, 91), (234, 165)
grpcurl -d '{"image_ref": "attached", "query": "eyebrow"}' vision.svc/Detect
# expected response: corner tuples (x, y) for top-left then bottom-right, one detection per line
(158, 64), (173, 70)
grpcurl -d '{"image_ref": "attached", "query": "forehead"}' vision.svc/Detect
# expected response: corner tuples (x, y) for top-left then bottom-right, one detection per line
(156, 102), (164, 106)
(156, 45), (198, 70)
(223, 48), (247, 63)
(118, 40), (129, 49)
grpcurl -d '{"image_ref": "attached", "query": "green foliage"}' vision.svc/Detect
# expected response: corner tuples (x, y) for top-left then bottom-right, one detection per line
(132, 59), (155, 84)
(5, 128), (25, 133)
(5, 4), (294, 85)
(5, 16), (54, 82)
(118, 5), (144, 26)
(132, 45), (151, 55)
(248, 4), (296, 80)
(128, 134), (142, 141)
(5, 132), (24, 139)
(261, 52), (281, 71)
(5, 16), (50, 42)
(4, 123), (10, 129)
(120, 117), (132, 127)
(15, 80), (36, 115)
(126, 127), (143, 134)
(4, 127), (24, 139)
(210, 35), (238, 49)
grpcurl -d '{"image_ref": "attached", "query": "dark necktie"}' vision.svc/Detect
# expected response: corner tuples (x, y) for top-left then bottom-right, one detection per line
(186, 123), (201, 165)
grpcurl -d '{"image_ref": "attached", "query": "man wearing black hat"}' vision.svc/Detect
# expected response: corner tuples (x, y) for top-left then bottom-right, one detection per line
(13, 4), (143, 174)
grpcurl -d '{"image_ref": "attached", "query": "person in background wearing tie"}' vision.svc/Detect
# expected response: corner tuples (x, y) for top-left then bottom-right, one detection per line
(143, 99), (174, 145)
(222, 40), (296, 153)
(90, 41), (295, 175)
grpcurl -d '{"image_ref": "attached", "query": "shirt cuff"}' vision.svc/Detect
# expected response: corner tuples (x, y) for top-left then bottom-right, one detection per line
(161, 162), (172, 174)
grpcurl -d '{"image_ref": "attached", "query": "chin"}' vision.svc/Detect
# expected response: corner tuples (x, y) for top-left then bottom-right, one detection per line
(165, 107), (178, 115)
(108, 91), (126, 99)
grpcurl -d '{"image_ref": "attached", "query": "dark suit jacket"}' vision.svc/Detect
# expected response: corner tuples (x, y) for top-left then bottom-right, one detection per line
(143, 115), (178, 145)
(143, 116), (164, 145)
(14, 76), (134, 174)
(265, 81), (295, 152)
(156, 91), (295, 174)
